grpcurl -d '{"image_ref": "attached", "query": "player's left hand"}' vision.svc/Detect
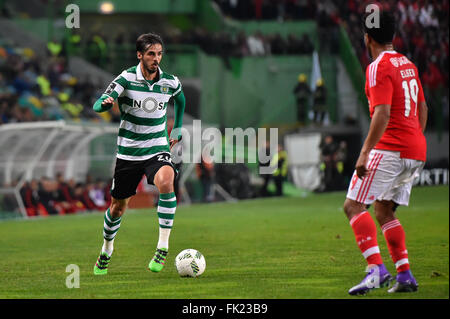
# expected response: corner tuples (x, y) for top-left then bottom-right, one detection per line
(355, 152), (370, 179)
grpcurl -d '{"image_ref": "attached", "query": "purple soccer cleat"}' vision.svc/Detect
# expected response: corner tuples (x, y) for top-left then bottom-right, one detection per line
(388, 270), (418, 293)
(348, 264), (393, 295)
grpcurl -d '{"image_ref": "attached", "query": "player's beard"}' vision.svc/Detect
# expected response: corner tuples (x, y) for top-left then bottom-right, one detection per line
(144, 61), (158, 74)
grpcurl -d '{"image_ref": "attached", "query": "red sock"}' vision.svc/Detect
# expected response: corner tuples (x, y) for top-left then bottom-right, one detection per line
(382, 219), (410, 273)
(350, 211), (383, 265)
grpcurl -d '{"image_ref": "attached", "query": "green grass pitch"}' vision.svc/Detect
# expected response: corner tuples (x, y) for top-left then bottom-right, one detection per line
(0, 185), (448, 299)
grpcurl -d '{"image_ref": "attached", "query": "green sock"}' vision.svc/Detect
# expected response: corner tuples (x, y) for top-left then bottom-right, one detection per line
(157, 192), (176, 249)
(102, 208), (121, 254)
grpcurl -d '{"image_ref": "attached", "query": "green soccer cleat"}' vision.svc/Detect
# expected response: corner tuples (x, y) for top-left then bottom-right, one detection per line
(93, 252), (111, 275)
(148, 248), (168, 272)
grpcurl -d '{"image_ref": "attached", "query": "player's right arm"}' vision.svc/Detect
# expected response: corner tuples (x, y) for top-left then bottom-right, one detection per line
(356, 104), (390, 178)
(93, 73), (127, 113)
(356, 61), (393, 179)
(93, 95), (115, 112)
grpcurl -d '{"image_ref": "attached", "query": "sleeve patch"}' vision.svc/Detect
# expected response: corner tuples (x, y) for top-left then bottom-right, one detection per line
(104, 82), (117, 95)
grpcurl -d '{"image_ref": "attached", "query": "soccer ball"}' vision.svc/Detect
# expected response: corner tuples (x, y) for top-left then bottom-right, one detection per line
(175, 249), (206, 277)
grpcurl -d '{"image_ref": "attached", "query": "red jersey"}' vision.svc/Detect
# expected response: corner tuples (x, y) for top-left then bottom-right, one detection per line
(365, 51), (427, 161)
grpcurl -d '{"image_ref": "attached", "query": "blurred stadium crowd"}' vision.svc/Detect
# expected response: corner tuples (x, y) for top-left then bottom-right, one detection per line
(1, 0), (448, 127)
(0, 41), (121, 124)
(2, 173), (112, 217)
(213, 0), (318, 20)
(339, 0), (449, 128)
(170, 28), (315, 56)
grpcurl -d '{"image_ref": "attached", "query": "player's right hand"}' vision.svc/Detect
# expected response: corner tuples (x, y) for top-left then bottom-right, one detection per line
(355, 152), (370, 179)
(102, 96), (114, 106)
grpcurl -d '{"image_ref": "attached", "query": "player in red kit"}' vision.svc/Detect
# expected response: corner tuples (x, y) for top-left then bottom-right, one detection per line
(344, 9), (428, 295)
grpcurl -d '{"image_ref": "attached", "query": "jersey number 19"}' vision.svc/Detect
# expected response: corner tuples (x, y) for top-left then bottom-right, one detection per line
(402, 78), (419, 117)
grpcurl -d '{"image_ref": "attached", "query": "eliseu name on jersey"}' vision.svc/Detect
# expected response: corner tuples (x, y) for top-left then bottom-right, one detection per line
(400, 68), (416, 79)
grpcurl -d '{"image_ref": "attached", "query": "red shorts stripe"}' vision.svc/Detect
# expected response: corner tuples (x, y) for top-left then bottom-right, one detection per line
(355, 153), (378, 202)
(356, 153), (382, 202)
(361, 153), (384, 203)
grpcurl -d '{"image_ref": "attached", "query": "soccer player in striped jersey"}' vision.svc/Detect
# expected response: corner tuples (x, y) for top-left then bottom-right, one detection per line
(343, 10), (427, 294)
(92, 33), (185, 275)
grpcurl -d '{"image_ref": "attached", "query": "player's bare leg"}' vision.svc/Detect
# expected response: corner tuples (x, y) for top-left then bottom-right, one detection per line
(343, 198), (367, 221)
(149, 165), (177, 272)
(344, 198), (392, 295)
(375, 200), (418, 293)
(93, 197), (130, 275)
(154, 165), (175, 194)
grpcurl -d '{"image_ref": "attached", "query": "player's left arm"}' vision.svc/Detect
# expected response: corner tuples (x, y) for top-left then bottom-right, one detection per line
(418, 101), (428, 132)
(417, 77), (428, 132)
(169, 89), (186, 150)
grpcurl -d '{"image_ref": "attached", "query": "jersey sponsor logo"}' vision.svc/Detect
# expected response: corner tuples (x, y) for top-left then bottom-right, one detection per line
(129, 81), (145, 87)
(132, 97), (165, 113)
(389, 56), (411, 68)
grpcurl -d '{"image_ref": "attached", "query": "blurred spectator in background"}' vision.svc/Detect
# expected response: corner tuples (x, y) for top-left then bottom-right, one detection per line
(47, 37), (63, 58)
(233, 31), (251, 57)
(86, 33), (108, 69)
(293, 73), (311, 124)
(312, 78), (327, 125)
(21, 179), (47, 217)
(88, 179), (109, 211)
(196, 151), (215, 203)
(287, 33), (303, 54)
(247, 31), (268, 56)
(335, 140), (348, 189)
(57, 173), (88, 213)
(55, 173), (77, 214)
(75, 182), (98, 211)
(259, 140), (272, 196)
(271, 144), (288, 196)
(319, 135), (339, 192)
(261, 144), (288, 197)
(299, 34), (315, 54)
(268, 33), (288, 55)
(37, 177), (60, 215)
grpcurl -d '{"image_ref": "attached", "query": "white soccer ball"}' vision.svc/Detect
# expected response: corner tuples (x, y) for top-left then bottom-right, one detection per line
(175, 249), (206, 277)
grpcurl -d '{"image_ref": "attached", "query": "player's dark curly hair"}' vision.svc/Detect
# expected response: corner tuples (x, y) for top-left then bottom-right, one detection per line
(136, 33), (164, 53)
(362, 6), (396, 44)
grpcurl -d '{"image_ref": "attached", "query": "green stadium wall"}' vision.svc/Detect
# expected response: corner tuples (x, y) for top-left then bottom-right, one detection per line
(338, 25), (368, 116)
(199, 52), (338, 129)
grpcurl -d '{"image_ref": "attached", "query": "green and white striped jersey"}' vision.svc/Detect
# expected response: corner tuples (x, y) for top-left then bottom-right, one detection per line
(102, 62), (182, 161)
